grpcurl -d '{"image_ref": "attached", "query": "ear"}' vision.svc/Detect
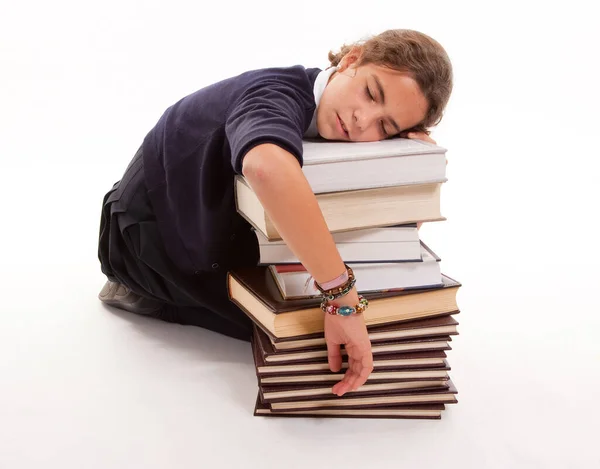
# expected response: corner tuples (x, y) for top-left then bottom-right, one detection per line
(337, 46), (364, 73)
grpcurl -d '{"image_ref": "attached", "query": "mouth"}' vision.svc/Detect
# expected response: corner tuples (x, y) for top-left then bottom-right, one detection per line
(336, 113), (349, 139)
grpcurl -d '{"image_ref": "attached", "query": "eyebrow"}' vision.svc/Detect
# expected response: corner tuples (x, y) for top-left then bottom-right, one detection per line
(372, 74), (402, 135)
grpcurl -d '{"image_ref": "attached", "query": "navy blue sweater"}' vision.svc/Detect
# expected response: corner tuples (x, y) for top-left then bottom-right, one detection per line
(142, 65), (321, 275)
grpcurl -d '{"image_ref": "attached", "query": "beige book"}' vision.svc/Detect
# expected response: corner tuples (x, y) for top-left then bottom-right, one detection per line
(234, 176), (444, 241)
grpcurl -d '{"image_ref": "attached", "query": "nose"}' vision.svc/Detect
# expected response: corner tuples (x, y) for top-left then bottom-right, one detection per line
(353, 108), (380, 134)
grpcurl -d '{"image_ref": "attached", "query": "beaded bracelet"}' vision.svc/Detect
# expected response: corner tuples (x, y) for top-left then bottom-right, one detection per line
(318, 269), (349, 291)
(319, 277), (356, 301)
(314, 265), (355, 299)
(321, 295), (369, 316)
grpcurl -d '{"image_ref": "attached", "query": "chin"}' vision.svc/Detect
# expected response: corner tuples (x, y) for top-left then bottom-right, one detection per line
(319, 125), (343, 141)
(315, 128), (333, 141)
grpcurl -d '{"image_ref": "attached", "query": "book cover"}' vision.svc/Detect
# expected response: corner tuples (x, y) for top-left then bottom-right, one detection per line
(259, 379), (450, 403)
(252, 331), (449, 376)
(301, 138), (447, 164)
(254, 323), (451, 363)
(227, 267), (460, 339)
(269, 241), (443, 299)
(270, 241), (440, 272)
(253, 394), (446, 419)
(270, 315), (459, 349)
(268, 380), (458, 412)
(299, 139), (447, 193)
(235, 176), (445, 241)
(255, 224), (422, 264)
(258, 369), (451, 386)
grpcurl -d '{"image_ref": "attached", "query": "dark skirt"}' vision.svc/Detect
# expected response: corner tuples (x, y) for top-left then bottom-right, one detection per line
(97, 148), (252, 341)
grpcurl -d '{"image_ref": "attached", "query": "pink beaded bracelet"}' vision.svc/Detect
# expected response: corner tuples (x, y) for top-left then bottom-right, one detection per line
(318, 269), (349, 291)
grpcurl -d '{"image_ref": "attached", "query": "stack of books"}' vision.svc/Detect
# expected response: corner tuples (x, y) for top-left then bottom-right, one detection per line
(228, 138), (462, 420)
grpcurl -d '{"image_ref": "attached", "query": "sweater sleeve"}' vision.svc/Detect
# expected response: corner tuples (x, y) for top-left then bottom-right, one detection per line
(225, 77), (314, 174)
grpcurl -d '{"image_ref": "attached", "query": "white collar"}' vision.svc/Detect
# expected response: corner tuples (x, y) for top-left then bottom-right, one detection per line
(304, 67), (337, 138)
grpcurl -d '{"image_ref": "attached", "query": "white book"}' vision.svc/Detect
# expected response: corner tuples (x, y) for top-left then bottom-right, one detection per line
(269, 242), (443, 299)
(301, 138), (447, 194)
(255, 225), (422, 264)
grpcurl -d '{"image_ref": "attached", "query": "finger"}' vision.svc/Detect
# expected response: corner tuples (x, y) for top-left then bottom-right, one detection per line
(338, 356), (357, 389)
(341, 368), (361, 394)
(349, 357), (356, 370)
(408, 132), (436, 145)
(351, 356), (374, 391)
(332, 367), (356, 396)
(333, 345), (367, 396)
(343, 355), (366, 392)
(326, 341), (343, 372)
(346, 347), (374, 391)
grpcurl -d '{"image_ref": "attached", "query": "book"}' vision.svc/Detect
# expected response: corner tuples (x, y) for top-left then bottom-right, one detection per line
(227, 266), (460, 339)
(255, 224), (421, 264)
(260, 380), (449, 403)
(268, 380), (458, 411)
(258, 370), (451, 386)
(254, 322), (451, 364)
(299, 138), (447, 194)
(254, 350), (449, 376)
(269, 241), (442, 299)
(251, 330), (451, 385)
(253, 395), (446, 419)
(235, 176), (444, 241)
(267, 340), (450, 363)
(269, 315), (459, 351)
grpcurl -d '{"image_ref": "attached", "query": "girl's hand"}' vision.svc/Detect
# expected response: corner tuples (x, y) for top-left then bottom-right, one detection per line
(405, 131), (437, 145)
(325, 312), (374, 396)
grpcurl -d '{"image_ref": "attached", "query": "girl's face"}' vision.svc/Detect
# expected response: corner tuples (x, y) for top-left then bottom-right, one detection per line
(317, 50), (428, 142)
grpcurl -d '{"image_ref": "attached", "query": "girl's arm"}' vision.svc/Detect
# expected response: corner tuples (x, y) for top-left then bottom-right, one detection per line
(242, 143), (348, 286)
(242, 143), (373, 396)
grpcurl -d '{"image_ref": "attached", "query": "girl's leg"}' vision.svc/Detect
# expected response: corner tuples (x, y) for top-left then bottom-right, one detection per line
(98, 148), (252, 342)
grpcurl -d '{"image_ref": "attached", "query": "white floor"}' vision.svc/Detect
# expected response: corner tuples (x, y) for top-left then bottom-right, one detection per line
(2, 1), (599, 468)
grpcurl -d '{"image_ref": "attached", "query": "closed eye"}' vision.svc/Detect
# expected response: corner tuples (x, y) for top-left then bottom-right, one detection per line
(380, 120), (388, 137)
(366, 87), (375, 102)
(367, 86), (389, 137)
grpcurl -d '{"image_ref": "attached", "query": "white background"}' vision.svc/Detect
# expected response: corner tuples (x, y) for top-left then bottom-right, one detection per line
(1, 0), (599, 467)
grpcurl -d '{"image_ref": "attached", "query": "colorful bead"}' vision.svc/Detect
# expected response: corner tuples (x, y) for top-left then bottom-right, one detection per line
(321, 295), (369, 316)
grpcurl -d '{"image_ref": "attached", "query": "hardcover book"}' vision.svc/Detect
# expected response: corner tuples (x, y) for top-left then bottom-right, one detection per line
(259, 380), (449, 403)
(235, 176), (444, 241)
(253, 349), (449, 377)
(252, 327), (451, 385)
(255, 224), (422, 264)
(227, 266), (460, 339)
(267, 380), (458, 412)
(254, 323), (451, 364)
(253, 395), (446, 419)
(269, 315), (459, 350)
(299, 138), (447, 194)
(269, 241), (442, 299)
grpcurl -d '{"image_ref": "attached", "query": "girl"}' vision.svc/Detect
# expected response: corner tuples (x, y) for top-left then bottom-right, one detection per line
(98, 29), (453, 397)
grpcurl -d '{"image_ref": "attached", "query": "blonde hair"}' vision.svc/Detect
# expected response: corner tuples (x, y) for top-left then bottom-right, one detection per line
(328, 29), (453, 135)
